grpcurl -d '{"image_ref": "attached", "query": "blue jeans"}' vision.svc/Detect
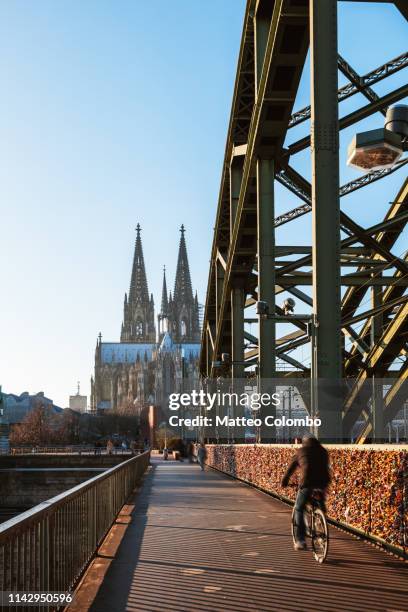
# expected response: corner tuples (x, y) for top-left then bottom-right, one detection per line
(294, 487), (313, 542)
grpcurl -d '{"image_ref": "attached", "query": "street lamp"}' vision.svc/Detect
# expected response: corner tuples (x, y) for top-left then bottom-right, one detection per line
(347, 104), (408, 172)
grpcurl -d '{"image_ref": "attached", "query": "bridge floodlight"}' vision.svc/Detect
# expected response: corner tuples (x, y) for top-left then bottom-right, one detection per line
(282, 298), (296, 315)
(347, 105), (408, 172)
(256, 300), (269, 316)
(347, 128), (403, 172)
(385, 104), (408, 138)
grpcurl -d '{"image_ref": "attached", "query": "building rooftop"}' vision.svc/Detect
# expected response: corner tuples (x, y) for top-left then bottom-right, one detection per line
(101, 342), (155, 364)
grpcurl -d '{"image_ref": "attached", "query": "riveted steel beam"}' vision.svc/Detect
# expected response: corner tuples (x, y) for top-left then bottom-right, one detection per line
(288, 83), (408, 156)
(275, 158), (408, 227)
(289, 51), (408, 128)
(257, 158), (276, 380)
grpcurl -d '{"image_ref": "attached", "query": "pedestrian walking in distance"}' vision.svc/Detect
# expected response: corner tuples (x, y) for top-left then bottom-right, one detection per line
(197, 443), (207, 470)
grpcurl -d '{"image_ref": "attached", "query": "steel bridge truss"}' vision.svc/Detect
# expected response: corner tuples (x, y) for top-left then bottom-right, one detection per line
(199, 0), (408, 442)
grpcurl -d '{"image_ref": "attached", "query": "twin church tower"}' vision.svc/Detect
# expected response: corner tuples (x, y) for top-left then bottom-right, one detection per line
(121, 224), (200, 344)
(90, 224), (201, 414)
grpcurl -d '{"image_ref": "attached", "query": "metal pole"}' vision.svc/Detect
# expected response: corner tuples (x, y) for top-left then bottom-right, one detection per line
(288, 386), (292, 442)
(254, 2), (272, 95)
(231, 286), (245, 441)
(230, 148), (246, 441)
(230, 152), (245, 241)
(181, 356), (185, 442)
(282, 391), (286, 442)
(231, 287), (245, 380)
(206, 330), (212, 378)
(371, 280), (384, 441)
(215, 260), (224, 333)
(310, 0), (342, 441)
(257, 158), (276, 441)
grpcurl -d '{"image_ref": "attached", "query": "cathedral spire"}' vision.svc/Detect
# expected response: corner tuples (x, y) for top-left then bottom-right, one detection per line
(129, 224), (149, 305)
(169, 225), (200, 343)
(173, 225), (193, 304)
(161, 266), (168, 314)
(121, 224), (156, 343)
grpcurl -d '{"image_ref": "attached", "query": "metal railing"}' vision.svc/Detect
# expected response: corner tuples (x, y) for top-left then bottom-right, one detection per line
(0, 451), (150, 609)
(1, 445), (143, 456)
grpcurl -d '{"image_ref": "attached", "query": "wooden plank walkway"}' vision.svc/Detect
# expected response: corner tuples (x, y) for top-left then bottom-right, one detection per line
(72, 458), (408, 612)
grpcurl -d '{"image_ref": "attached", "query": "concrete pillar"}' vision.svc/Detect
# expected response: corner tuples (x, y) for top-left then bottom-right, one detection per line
(310, 0), (342, 440)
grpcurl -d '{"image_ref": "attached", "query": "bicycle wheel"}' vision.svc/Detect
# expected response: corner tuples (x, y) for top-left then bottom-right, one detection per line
(311, 508), (329, 563)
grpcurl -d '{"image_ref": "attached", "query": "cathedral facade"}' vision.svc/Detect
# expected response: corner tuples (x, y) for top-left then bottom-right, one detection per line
(90, 225), (201, 420)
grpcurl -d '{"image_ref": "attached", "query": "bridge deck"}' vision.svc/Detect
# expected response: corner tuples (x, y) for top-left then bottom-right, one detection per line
(73, 459), (408, 612)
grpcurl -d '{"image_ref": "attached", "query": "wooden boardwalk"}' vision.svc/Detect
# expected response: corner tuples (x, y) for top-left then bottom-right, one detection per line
(72, 458), (408, 612)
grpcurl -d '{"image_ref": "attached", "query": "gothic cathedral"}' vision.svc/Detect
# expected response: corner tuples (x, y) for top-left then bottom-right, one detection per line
(90, 225), (201, 417)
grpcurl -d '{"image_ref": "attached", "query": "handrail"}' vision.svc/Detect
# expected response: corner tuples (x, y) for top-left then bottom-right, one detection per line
(1, 445), (143, 455)
(0, 451), (150, 607)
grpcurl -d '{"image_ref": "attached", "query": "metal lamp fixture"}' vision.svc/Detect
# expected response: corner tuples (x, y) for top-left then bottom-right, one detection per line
(282, 298), (296, 315)
(347, 105), (408, 172)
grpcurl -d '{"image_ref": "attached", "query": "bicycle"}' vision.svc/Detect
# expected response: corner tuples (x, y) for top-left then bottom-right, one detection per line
(291, 487), (329, 563)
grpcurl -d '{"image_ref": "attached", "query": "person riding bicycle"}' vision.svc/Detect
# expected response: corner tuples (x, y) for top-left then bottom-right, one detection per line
(281, 433), (331, 551)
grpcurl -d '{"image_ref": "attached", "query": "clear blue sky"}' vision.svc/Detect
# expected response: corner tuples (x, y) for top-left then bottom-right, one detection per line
(0, 1), (406, 407)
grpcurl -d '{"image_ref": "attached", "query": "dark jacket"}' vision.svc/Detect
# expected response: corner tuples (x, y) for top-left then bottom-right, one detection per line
(197, 446), (206, 460)
(281, 438), (331, 489)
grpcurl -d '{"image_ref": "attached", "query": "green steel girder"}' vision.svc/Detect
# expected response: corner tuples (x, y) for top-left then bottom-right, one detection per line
(200, 0), (408, 442)
(342, 180), (408, 378)
(343, 302), (408, 432)
(274, 155), (408, 227)
(288, 51), (408, 128)
(275, 176), (408, 278)
(287, 83), (408, 156)
(201, 0), (310, 375)
(342, 179), (408, 320)
(274, 275), (408, 286)
(341, 0), (408, 21)
(354, 359), (408, 444)
(337, 54), (384, 114)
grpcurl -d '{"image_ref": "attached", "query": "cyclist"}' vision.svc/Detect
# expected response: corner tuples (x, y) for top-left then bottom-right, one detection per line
(281, 433), (331, 550)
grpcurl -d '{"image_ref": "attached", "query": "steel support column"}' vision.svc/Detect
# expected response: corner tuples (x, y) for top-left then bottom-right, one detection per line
(215, 260), (224, 333)
(231, 284), (245, 440)
(257, 158), (275, 380)
(230, 144), (246, 439)
(230, 149), (245, 242)
(205, 330), (212, 378)
(371, 280), (384, 440)
(254, 1), (272, 94)
(310, 0), (342, 440)
(231, 286), (245, 380)
(257, 158), (275, 440)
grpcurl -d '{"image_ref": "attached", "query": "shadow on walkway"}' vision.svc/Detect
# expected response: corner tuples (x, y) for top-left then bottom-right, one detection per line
(72, 459), (408, 612)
